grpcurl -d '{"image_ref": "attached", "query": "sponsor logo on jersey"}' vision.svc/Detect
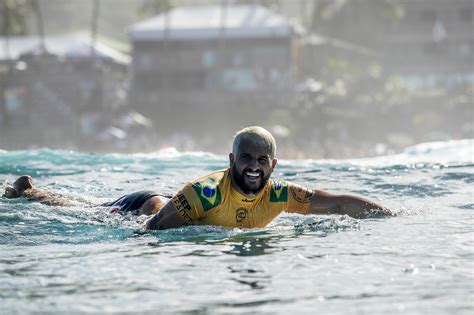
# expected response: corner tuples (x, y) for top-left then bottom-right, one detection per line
(290, 185), (315, 203)
(172, 193), (193, 224)
(173, 193), (191, 211)
(192, 180), (222, 211)
(241, 198), (256, 203)
(270, 181), (288, 202)
(236, 207), (248, 223)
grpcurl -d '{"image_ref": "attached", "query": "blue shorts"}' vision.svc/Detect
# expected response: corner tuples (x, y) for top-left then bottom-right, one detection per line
(104, 191), (158, 215)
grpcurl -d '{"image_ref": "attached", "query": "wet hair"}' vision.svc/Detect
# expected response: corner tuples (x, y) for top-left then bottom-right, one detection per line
(232, 126), (276, 159)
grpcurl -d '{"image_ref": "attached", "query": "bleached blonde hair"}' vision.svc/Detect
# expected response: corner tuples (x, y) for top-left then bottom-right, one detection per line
(232, 126), (276, 159)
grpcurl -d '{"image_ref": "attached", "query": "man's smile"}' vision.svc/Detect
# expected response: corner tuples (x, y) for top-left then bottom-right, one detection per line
(244, 170), (262, 182)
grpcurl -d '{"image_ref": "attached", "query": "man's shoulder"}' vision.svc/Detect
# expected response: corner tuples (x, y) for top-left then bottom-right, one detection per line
(268, 179), (290, 202)
(277, 180), (315, 204)
(267, 179), (314, 203)
(190, 168), (228, 186)
(183, 169), (228, 212)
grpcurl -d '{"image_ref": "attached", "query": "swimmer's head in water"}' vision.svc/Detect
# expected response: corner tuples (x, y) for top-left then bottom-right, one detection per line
(13, 175), (33, 195)
(232, 126), (276, 159)
(230, 126), (277, 195)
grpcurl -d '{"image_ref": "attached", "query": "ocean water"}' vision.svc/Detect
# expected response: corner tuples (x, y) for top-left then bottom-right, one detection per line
(0, 139), (473, 314)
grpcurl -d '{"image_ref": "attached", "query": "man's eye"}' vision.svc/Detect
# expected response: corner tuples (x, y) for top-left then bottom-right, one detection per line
(258, 158), (268, 163)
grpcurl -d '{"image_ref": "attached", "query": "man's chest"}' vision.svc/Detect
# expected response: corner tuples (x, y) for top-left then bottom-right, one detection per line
(197, 198), (284, 228)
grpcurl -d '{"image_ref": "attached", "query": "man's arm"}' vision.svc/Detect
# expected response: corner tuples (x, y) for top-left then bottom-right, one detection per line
(309, 190), (394, 219)
(145, 200), (188, 230)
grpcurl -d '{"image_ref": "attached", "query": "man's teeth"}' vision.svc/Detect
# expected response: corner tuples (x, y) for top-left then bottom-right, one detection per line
(246, 171), (260, 178)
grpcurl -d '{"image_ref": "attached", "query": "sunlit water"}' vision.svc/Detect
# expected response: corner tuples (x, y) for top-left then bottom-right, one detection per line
(1, 140), (473, 314)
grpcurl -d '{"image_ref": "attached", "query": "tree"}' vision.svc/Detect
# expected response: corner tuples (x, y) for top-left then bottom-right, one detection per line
(310, 0), (403, 43)
(138, 0), (175, 19)
(234, 0), (281, 11)
(1, 0), (33, 36)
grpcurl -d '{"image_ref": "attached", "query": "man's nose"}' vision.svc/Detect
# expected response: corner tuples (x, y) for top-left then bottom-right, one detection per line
(248, 159), (259, 170)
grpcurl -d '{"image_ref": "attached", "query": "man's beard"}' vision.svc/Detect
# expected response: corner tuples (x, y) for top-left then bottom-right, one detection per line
(231, 164), (270, 195)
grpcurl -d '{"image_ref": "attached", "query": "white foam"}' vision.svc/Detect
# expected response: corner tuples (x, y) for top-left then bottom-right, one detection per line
(277, 139), (473, 167)
(93, 139), (473, 167)
(131, 147), (225, 161)
(352, 139), (473, 166)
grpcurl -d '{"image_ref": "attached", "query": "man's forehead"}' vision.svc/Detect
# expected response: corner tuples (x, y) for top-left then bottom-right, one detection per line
(236, 137), (271, 155)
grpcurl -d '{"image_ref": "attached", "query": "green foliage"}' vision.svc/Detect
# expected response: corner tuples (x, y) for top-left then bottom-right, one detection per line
(138, 0), (175, 19)
(267, 108), (295, 128)
(234, 0), (281, 11)
(310, 0), (403, 33)
(1, 0), (33, 36)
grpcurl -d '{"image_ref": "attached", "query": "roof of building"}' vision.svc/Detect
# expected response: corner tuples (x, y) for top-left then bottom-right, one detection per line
(129, 4), (302, 41)
(0, 34), (130, 64)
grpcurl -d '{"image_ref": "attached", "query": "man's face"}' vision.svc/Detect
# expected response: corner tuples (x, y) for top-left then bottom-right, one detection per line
(229, 138), (277, 196)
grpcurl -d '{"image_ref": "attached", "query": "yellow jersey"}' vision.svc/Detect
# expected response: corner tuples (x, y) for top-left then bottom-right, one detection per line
(171, 168), (315, 228)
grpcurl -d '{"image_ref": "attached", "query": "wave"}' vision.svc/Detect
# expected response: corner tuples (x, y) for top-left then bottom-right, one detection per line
(0, 139), (472, 173)
(132, 147), (225, 161)
(352, 139), (473, 166)
(277, 139), (473, 168)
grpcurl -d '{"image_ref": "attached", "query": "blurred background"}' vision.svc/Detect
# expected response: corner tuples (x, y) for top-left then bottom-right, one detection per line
(0, 0), (472, 158)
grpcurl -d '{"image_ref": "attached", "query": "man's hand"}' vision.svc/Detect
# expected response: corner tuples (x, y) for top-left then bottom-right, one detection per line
(309, 190), (394, 219)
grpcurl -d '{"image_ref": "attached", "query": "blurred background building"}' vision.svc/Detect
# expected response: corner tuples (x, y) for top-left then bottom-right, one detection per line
(0, 0), (472, 158)
(128, 4), (301, 144)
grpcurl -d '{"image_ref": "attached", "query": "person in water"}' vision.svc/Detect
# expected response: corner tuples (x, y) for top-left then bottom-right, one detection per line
(3, 175), (168, 215)
(145, 126), (393, 230)
(2, 126), (392, 229)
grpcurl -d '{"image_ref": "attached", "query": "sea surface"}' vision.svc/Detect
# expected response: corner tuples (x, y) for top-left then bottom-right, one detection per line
(0, 140), (473, 314)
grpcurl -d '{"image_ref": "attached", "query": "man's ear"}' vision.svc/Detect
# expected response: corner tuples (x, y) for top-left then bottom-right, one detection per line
(272, 159), (278, 170)
(229, 153), (234, 167)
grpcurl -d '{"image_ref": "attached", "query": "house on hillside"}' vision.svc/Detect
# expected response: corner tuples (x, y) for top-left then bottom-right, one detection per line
(128, 4), (304, 117)
(0, 35), (130, 149)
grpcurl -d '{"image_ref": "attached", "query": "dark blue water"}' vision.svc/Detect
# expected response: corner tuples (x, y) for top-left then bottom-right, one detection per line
(1, 140), (473, 314)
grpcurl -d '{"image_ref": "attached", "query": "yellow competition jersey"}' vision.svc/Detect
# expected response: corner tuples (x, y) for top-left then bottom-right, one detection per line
(171, 169), (315, 228)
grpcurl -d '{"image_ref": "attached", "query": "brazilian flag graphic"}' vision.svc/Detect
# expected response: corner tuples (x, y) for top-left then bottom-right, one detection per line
(192, 181), (222, 211)
(270, 181), (288, 202)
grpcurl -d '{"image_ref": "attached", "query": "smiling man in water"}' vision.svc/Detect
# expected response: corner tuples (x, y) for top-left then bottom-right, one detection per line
(145, 126), (392, 230)
(3, 126), (392, 228)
